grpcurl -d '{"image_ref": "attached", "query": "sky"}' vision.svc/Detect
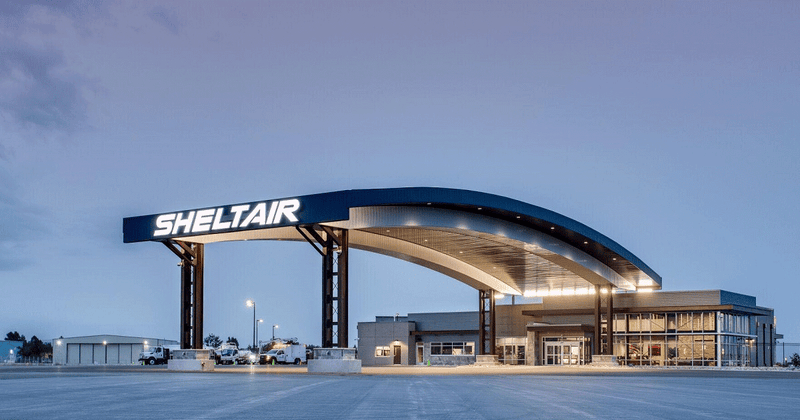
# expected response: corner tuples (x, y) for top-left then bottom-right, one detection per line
(1, 1), (799, 347)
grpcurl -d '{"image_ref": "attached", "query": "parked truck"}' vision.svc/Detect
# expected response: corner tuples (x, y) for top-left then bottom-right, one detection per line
(261, 344), (306, 365)
(138, 345), (179, 365)
(218, 347), (241, 365)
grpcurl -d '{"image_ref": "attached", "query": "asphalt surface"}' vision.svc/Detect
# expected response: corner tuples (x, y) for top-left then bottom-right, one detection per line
(1, 365), (799, 419)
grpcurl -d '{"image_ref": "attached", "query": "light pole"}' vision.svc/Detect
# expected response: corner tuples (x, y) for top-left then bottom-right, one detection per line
(272, 324), (279, 340)
(257, 319), (263, 349)
(246, 299), (256, 350)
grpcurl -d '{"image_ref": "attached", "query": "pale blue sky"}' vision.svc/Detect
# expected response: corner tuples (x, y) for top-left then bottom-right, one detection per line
(1, 1), (799, 345)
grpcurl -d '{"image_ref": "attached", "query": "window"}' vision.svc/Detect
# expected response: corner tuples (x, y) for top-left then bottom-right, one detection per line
(430, 342), (474, 356)
(375, 346), (390, 357)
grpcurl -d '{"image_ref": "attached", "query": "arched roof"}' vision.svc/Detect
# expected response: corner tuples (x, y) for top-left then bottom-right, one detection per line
(123, 187), (661, 295)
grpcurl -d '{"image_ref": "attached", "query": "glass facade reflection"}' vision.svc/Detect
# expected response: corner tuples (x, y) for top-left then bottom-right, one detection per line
(613, 312), (753, 366)
(495, 337), (526, 365)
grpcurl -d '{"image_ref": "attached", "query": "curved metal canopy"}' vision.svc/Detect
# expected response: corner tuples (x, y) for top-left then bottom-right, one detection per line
(123, 187), (661, 295)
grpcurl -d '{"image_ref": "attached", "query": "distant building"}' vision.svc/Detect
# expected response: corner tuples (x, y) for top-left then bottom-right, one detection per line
(52, 335), (178, 365)
(358, 290), (778, 367)
(1, 341), (24, 362)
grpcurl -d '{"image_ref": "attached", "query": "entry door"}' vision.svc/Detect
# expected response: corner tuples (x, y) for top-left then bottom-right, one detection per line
(545, 344), (560, 365)
(393, 345), (402, 365)
(563, 344), (580, 365)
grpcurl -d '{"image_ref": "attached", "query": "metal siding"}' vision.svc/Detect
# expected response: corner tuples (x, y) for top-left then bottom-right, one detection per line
(120, 345), (133, 364)
(93, 344), (104, 364)
(720, 290), (757, 307)
(410, 312), (477, 331)
(540, 291), (762, 311)
(107, 344), (119, 364)
(67, 344), (80, 365)
(79, 344), (93, 365)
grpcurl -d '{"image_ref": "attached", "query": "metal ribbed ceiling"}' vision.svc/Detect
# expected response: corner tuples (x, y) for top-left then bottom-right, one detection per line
(362, 227), (586, 294)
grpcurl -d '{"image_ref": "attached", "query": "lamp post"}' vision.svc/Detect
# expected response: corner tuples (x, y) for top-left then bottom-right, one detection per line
(272, 324), (279, 340)
(257, 319), (264, 348)
(246, 299), (256, 350)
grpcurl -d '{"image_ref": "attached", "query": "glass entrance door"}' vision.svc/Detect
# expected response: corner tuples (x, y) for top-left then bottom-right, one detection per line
(543, 340), (585, 365)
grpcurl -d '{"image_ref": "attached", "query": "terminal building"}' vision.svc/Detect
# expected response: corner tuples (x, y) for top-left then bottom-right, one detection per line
(358, 290), (777, 367)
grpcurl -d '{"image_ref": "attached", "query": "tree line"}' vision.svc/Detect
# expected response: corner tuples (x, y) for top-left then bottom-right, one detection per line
(5, 332), (53, 359)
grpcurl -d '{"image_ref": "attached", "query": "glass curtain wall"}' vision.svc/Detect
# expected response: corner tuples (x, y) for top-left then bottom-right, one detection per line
(495, 337), (526, 365)
(612, 312), (753, 366)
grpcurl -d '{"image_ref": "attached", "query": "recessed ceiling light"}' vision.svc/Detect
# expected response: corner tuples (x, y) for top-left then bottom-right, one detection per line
(459, 251), (463, 254)
(550, 227), (555, 230)
(516, 216), (521, 219)
(612, 258), (617, 261)
(477, 207), (482, 210)
(584, 241), (588, 244)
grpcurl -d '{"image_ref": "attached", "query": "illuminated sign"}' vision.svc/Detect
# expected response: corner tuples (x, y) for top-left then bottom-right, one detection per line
(153, 199), (301, 236)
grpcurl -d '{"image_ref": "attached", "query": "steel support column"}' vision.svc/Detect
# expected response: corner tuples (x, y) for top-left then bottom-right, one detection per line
(322, 237), (334, 347)
(180, 256), (192, 349)
(297, 225), (349, 348)
(164, 240), (204, 349)
(192, 243), (204, 350)
(605, 288), (613, 356)
(478, 289), (496, 355)
(593, 285), (601, 355)
(337, 229), (349, 348)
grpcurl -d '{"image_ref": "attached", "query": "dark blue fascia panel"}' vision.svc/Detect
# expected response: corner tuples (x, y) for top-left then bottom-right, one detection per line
(122, 192), (351, 244)
(123, 187), (661, 285)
